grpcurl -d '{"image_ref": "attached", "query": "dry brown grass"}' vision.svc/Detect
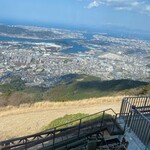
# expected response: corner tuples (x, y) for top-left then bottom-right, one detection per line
(0, 96), (125, 140)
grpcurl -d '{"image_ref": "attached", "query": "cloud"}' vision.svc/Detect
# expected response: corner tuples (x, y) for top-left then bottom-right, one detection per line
(87, 0), (104, 8)
(87, 1), (99, 8)
(145, 5), (150, 11)
(87, 0), (150, 15)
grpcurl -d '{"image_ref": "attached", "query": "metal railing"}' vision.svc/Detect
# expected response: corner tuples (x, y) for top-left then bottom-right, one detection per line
(0, 108), (118, 150)
(119, 96), (150, 149)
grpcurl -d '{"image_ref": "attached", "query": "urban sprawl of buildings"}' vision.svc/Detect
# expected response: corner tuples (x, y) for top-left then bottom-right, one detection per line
(0, 26), (150, 87)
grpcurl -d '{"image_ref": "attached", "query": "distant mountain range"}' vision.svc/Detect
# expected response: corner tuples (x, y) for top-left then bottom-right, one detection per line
(0, 24), (81, 40)
(0, 74), (149, 107)
(1, 24), (150, 41)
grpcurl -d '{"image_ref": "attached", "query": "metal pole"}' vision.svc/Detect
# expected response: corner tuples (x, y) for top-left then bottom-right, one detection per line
(145, 126), (150, 150)
(78, 119), (82, 137)
(53, 127), (56, 149)
(100, 111), (105, 130)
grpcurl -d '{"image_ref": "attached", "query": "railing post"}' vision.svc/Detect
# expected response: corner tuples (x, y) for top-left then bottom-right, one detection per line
(25, 138), (28, 150)
(53, 127), (56, 149)
(145, 134), (150, 150)
(128, 108), (135, 132)
(120, 98), (125, 117)
(112, 114), (117, 133)
(100, 111), (105, 130)
(78, 119), (82, 137)
(124, 111), (130, 132)
(144, 97), (148, 113)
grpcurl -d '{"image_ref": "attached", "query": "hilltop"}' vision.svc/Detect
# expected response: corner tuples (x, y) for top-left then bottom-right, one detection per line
(43, 74), (149, 101)
(0, 74), (149, 107)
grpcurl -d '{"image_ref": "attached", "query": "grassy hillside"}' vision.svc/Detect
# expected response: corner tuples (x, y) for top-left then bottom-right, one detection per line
(41, 112), (112, 131)
(43, 74), (149, 101)
(125, 84), (150, 95)
(41, 113), (88, 131)
(0, 74), (149, 106)
(0, 77), (25, 93)
(0, 96), (123, 140)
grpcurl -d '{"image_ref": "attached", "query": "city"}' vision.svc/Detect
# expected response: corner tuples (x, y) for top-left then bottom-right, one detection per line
(0, 0), (150, 149)
(0, 25), (149, 87)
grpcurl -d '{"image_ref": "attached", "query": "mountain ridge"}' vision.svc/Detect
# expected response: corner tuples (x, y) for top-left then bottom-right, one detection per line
(0, 74), (149, 107)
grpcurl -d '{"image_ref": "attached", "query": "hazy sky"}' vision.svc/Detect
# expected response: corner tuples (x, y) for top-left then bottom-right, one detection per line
(0, 0), (150, 31)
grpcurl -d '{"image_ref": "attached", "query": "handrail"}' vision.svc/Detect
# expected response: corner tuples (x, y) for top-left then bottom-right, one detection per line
(0, 108), (116, 149)
(134, 109), (150, 123)
(0, 108), (114, 143)
(50, 108), (116, 129)
(124, 96), (150, 99)
(120, 96), (150, 115)
(119, 96), (150, 150)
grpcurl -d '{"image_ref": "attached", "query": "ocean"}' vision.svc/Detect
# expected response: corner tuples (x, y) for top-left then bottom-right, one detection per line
(0, 33), (93, 53)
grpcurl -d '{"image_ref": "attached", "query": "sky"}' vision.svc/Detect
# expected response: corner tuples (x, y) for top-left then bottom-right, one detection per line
(0, 0), (150, 31)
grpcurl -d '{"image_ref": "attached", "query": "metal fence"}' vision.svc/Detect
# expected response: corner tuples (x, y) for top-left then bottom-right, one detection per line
(0, 108), (118, 150)
(119, 96), (150, 149)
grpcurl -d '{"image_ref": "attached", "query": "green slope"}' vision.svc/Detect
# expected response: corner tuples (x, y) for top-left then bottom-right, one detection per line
(43, 74), (149, 101)
(125, 84), (150, 95)
(0, 74), (149, 106)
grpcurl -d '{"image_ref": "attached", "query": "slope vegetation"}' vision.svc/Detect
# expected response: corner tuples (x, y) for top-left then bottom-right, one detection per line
(43, 74), (149, 101)
(0, 74), (149, 106)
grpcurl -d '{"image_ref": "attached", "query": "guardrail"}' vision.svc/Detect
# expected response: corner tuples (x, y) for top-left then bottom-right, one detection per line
(119, 96), (150, 150)
(0, 108), (118, 150)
